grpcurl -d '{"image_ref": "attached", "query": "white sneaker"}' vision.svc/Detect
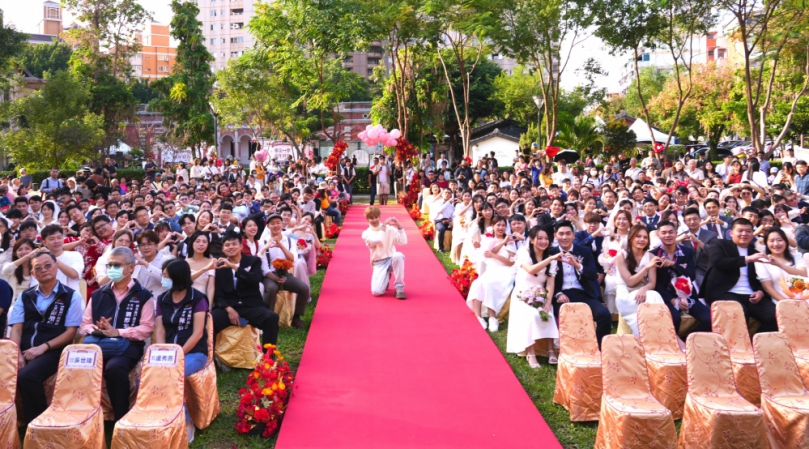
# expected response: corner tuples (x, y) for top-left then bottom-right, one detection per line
(477, 316), (487, 329)
(488, 317), (499, 332)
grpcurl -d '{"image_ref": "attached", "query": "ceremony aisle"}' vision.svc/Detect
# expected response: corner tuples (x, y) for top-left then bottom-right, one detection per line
(276, 205), (560, 448)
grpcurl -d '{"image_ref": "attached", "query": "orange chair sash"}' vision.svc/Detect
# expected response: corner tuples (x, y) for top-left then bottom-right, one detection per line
(553, 303), (601, 422)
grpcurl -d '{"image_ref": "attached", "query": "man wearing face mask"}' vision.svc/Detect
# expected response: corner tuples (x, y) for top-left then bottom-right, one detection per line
(79, 247), (155, 422)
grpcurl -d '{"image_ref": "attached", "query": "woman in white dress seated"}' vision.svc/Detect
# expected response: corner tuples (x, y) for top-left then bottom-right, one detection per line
(599, 209), (632, 317)
(466, 216), (517, 333)
(615, 224), (664, 336)
(756, 227), (807, 302)
(450, 189), (474, 266)
(506, 225), (560, 368)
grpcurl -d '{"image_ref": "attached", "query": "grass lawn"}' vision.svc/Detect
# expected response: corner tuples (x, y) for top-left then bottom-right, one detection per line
(189, 238), (335, 449)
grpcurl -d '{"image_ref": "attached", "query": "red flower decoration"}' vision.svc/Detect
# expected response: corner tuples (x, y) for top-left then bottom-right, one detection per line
(485, 233), (493, 238)
(608, 249), (618, 258)
(317, 244), (333, 268)
(234, 344), (295, 438)
(654, 142), (666, 153)
(394, 138), (420, 164)
(324, 140), (348, 171)
(674, 278), (691, 295)
(449, 258), (479, 298)
(296, 239), (307, 250)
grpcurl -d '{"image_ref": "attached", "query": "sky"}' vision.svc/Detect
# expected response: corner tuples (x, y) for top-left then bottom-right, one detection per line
(1, 0), (630, 92)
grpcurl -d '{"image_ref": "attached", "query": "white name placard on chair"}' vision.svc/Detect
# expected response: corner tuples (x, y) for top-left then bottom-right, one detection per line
(148, 347), (179, 366)
(65, 349), (99, 369)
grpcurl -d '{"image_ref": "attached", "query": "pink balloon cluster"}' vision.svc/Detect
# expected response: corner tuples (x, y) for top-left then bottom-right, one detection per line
(254, 148), (268, 163)
(358, 124), (401, 148)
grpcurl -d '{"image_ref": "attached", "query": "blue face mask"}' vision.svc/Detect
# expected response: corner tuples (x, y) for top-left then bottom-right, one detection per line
(161, 277), (173, 290)
(108, 267), (125, 283)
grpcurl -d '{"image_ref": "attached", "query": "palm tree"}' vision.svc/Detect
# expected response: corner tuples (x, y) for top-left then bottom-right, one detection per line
(555, 115), (604, 156)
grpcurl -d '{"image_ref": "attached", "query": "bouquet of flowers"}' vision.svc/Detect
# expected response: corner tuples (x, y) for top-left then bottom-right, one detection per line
(235, 344), (295, 438)
(324, 140), (348, 171)
(419, 221), (435, 240)
(317, 244), (333, 269)
(519, 285), (551, 321)
(296, 238), (309, 255)
(272, 259), (294, 278)
(325, 222), (340, 239)
(449, 258), (479, 298)
(598, 248), (620, 275)
(778, 275), (809, 299)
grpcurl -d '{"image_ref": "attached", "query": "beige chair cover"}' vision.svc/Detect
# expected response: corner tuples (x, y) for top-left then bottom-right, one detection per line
(275, 291), (298, 328)
(553, 303), (602, 422)
(753, 332), (809, 449)
(24, 344), (106, 449)
(712, 301), (761, 406)
(594, 334), (676, 449)
(112, 344), (186, 448)
(616, 314), (633, 335)
(186, 314), (220, 429)
(678, 333), (767, 449)
(776, 299), (809, 387)
(0, 341), (19, 449)
(637, 303), (687, 419)
(214, 324), (262, 369)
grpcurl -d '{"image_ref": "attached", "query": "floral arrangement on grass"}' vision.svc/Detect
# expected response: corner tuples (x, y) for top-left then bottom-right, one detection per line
(419, 221), (434, 240)
(317, 244), (333, 269)
(235, 344), (295, 437)
(409, 205), (422, 221)
(324, 140), (347, 171)
(338, 198), (350, 215)
(325, 222), (340, 239)
(393, 139), (419, 163)
(519, 285), (550, 321)
(449, 258), (478, 298)
(271, 259), (294, 278)
(398, 176), (420, 208)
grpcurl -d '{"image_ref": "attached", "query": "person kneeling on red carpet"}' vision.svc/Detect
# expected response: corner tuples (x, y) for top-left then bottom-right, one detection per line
(362, 206), (407, 299)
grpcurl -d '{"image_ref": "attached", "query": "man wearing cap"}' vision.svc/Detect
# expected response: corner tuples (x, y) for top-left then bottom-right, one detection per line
(226, 165), (242, 183)
(260, 214), (310, 329)
(19, 168), (33, 189)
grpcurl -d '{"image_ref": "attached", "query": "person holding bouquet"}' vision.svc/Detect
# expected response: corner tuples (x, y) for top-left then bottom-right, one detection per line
(506, 225), (560, 368)
(615, 224), (665, 336)
(260, 214), (311, 328)
(362, 206), (408, 299)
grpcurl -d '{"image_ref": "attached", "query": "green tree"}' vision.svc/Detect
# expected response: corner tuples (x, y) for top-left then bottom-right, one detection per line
(250, 0), (372, 143)
(64, 0), (152, 157)
(601, 120), (637, 156)
(17, 39), (73, 78)
(492, 0), (596, 147)
(0, 11), (27, 99)
(131, 79), (159, 104)
(556, 115), (604, 154)
(439, 49), (503, 140)
(2, 70), (104, 168)
(624, 68), (669, 120)
(492, 66), (542, 127)
(151, 0), (215, 158)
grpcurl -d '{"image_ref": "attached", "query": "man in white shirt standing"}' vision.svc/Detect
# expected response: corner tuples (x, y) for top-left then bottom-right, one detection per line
(35, 225), (85, 295)
(625, 158), (642, 180)
(715, 154), (733, 181)
(685, 159), (705, 182)
(552, 160), (573, 185)
(431, 189), (456, 253)
(377, 155), (391, 205)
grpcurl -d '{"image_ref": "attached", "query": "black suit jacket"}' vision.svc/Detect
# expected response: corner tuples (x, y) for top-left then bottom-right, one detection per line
(651, 244), (697, 303)
(700, 239), (766, 303)
(549, 243), (601, 302)
(213, 254), (265, 310)
(573, 231), (606, 298)
(640, 214), (660, 231)
(692, 229), (718, 285)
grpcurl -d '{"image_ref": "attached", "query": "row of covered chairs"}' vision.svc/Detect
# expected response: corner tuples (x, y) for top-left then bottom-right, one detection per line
(556, 300), (809, 449)
(0, 315), (219, 449)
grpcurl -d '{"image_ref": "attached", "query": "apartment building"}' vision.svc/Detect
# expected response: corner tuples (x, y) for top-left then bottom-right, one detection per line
(131, 23), (177, 79)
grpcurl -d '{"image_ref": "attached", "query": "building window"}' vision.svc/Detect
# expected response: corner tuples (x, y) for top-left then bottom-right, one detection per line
(210, 38), (216, 45)
(221, 52), (225, 57)
(708, 50), (714, 57)
(220, 24), (225, 29)
(718, 49), (726, 58)
(642, 53), (650, 61)
(45, 6), (61, 19)
(369, 45), (383, 54)
(367, 68), (374, 77)
(145, 68), (152, 72)
(145, 56), (151, 60)
(211, 10), (216, 16)
(210, 24), (214, 30)
(221, 10), (225, 14)
(158, 54), (169, 61)
(221, 38), (226, 43)
(231, 8), (243, 15)
(133, 65), (142, 72)
(231, 23), (244, 29)
(230, 37), (245, 43)
(368, 58), (380, 65)
(158, 66), (169, 72)
(343, 56), (353, 63)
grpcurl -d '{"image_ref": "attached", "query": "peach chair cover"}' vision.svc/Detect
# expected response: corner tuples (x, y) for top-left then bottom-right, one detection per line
(595, 335), (676, 449)
(23, 344), (106, 449)
(186, 314), (220, 429)
(112, 344), (186, 449)
(275, 290), (299, 328)
(776, 299), (809, 387)
(637, 303), (687, 419)
(553, 303), (602, 422)
(712, 301), (762, 406)
(752, 332), (809, 449)
(100, 364), (140, 421)
(215, 324), (262, 369)
(0, 341), (19, 449)
(678, 333), (767, 449)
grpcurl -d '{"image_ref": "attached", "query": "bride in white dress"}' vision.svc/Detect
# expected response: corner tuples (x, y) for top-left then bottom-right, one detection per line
(615, 224), (665, 336)
(506, 225), (561, 368)
(466, 216), (517, 332)
(450, 190), (474, 266)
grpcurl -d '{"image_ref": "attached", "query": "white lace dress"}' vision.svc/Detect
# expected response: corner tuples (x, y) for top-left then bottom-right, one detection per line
(506, 247), (559, 354)
(598, 234), (628, 315)
(466, 238), (517, 314)
(615, 251), (664, 336)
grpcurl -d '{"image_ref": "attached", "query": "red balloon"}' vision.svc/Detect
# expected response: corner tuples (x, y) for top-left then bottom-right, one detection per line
(654, 142), (665, 153)
(545, 146), (559, 158)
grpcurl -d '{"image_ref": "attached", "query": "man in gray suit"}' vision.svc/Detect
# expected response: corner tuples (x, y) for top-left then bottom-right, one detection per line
(681, 207), (718, 286)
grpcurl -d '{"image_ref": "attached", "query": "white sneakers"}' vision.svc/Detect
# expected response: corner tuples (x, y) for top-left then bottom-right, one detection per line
(488, 317), (499, 332)
(477, 316), (487, 329)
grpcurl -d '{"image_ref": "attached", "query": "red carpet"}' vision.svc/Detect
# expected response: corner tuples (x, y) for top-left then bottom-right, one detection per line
(276, 205), (561, 448)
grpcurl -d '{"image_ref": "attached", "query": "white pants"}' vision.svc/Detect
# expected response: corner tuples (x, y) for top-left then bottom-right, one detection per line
(371, 252), (405, 296)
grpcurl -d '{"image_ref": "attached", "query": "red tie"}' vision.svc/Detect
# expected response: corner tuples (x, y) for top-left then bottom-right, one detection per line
(693, 241), (698, 250)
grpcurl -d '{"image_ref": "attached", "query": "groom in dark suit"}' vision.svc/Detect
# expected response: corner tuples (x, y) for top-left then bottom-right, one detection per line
(550, 221), (612, 347)
(681, 207), (718, 286)
(701, 218), (776, 333)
